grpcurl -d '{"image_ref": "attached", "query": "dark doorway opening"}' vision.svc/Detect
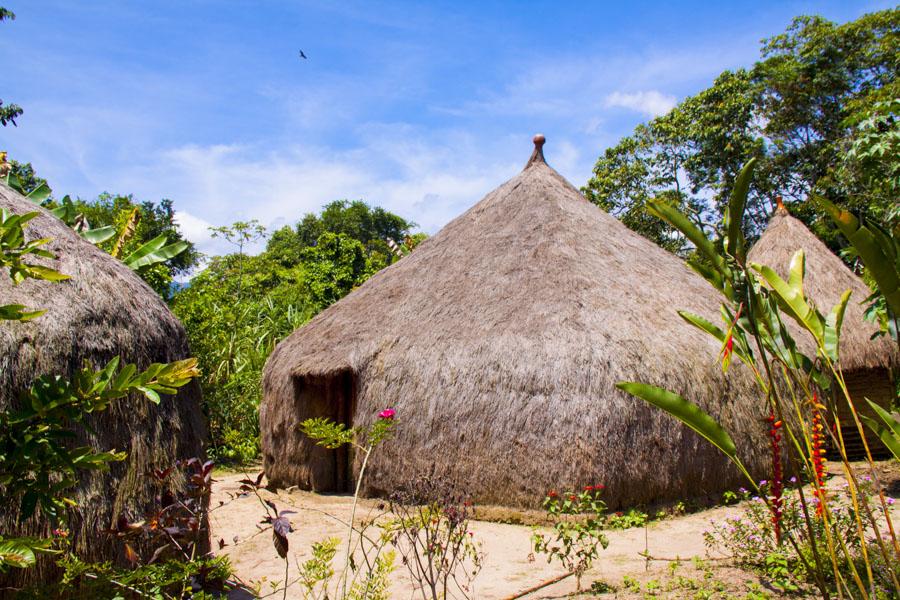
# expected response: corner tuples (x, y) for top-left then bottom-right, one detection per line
(299, 370), (356, 492)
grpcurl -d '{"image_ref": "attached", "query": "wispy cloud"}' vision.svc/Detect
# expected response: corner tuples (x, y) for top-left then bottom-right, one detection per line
(603, 90), (677, 117)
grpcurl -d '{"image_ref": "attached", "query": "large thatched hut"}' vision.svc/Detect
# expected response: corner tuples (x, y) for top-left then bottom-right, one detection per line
(261, 136), (768, 509)
(748, 201), (898, 457)
(0, 183), (206, 582)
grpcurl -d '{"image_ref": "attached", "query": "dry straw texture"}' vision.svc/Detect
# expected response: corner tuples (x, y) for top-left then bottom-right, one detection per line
(0, 183), (206, 583)
(747, 206), (898, 372)
(262, 141), (769, 509)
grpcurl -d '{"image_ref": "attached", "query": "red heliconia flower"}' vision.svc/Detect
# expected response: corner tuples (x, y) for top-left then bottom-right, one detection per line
(548, 490), (558, 498)
(810, 394), (827, 517)
(719, 303), (743, 372)
(378, 408), (396, 420)
(584, 485), (594, 492)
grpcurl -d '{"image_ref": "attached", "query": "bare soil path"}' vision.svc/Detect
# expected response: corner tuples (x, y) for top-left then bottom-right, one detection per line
(209, 470), (822, 599)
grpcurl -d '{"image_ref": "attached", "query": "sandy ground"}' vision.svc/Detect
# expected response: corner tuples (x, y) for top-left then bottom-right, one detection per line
(208, 470), (817, 599)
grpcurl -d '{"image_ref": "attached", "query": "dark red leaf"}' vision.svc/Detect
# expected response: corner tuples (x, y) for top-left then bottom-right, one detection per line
(218, 538), (227, 549)
(272, 515), (293, 559)
(265, 499), (278, 514)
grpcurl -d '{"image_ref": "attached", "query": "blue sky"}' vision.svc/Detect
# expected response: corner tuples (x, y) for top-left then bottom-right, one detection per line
(1, 1), (891, 257)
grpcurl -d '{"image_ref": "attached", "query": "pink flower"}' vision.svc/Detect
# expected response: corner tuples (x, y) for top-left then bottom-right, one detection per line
(378, 408), (396, 420)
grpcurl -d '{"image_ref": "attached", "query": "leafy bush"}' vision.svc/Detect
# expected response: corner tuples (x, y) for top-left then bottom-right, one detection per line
(531, 485), (609, 591)
(0, 203), (201, 589)
(606, 508), (649, 530)
(705, 478), (895, 594)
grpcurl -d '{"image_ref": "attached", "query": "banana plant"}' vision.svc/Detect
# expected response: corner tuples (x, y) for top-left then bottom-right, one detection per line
(4, 173), (117, 245)
(4, 173), (187, 272)
(122, 233), (189, 271)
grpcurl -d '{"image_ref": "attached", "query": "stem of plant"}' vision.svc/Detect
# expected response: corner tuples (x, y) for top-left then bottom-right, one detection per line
(341, 443), (372, 598)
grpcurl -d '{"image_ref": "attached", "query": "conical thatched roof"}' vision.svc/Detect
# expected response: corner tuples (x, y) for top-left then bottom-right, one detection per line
(747, 204), (898, 372)
(0, 183), (206, 582)
(261, 137), (768, 509)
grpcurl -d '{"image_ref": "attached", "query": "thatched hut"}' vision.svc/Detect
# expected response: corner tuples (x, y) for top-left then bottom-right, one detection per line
(0, 183), (206, 582)
(261, 136), (768, 509)
(748, 201), (898, 458)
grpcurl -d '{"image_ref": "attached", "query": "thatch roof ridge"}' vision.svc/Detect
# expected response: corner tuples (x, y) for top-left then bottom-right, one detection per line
(0, 182), (206, 582)
(747, 206), (897, 372)
(272, 154), (725, 379)
(262, 140), (768, 508)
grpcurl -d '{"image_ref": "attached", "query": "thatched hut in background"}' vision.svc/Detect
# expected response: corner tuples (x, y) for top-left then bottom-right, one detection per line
(261, 136), (768, 509)
(748, 201), (898, 458)
(0, 183), (206, 583)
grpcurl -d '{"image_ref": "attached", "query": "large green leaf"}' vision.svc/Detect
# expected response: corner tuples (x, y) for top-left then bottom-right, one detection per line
(751, 250), (824, 343)
(860, 412), (900, 462)
(0, 540), (36, 569)
(24, 182), (52, 205)
(823, 289), (851, 363)
(616, 382), (737, 458)
(647, 200), (726, 276)
(725, 157), (756, 262)
(819, 196), (900, 317)
(122, 234), (188, 269)
(0, 304), (45, 321)
(80, 225), (116, 244)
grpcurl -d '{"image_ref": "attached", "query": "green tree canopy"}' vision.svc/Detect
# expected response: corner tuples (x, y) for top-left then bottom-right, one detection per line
(172, 201), (421, 462)
(584, 8), (899, 255)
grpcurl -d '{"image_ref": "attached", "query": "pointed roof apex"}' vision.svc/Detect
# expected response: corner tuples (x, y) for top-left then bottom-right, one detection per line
(774, 195), (788, 216)
(525, 133), (546, 169)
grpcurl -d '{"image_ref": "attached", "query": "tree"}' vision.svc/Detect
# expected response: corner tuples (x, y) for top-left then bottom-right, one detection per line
(300, 232), (370, 311)
(584, 8), (899, 256)
(288, 199), (416, 268)
(209, 219), (267, 301)
(172, 202), (420, 463)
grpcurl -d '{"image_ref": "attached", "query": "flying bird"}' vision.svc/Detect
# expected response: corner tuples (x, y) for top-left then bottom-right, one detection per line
(298, 50), (307, 59)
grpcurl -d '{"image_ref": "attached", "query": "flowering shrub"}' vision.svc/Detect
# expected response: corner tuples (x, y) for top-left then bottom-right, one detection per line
(704, 477), (895, 593)
(386, 478), (483, 600)
(606, 508), (649, 530)
(531, 485), (609, 591)
(297, 408), (399, 599)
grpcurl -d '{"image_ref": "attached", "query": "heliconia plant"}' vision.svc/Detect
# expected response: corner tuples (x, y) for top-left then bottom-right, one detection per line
(617, 158), (900, 598)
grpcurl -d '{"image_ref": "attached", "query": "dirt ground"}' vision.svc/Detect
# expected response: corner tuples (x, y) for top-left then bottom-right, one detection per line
(209, 461), (900, 599)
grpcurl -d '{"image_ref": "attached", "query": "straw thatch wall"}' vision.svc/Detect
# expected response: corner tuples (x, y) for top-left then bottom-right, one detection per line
(747, 206), (898, 457)
(0, 183), (206, 584)
(261, 140), (770, 509)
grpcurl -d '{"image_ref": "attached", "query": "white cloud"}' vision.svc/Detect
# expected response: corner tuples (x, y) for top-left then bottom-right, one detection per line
(105, 127), (527, 259)
(173, 210), (215, 249)
(603, 90), (677, 117)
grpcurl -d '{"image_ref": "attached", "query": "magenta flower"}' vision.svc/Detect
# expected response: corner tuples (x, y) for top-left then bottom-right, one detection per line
(378, 408), (396, 420)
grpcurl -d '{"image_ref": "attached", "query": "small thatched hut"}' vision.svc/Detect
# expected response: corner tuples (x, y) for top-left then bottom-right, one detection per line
(0, 183), (206, 583)
(748, 201), (898, 457)
(261, 136), (768, 509)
